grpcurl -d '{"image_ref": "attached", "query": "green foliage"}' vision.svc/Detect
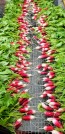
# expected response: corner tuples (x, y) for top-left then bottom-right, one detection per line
(0, 91), (22, 133)
(0, 0), (23, 133)
(0, 0), (21, 89)
(38, 103), (45, 112)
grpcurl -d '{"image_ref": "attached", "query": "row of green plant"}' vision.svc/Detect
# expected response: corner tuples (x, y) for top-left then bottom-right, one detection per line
(34, 0), (65, 132)
(0, 0), (23, 133)
(0, 0), (22, 91)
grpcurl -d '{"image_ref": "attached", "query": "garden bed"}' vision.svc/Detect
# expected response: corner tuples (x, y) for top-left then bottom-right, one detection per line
(0, 0), (65, 134)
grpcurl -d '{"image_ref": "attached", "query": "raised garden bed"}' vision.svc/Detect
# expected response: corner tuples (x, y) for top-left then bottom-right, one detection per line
(0, 0), (65, 134)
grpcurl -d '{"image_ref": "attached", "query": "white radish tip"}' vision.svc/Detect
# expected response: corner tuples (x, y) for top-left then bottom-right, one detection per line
(56, 108), (64, 112)
(30, 115), (35, 119)
(44, 84), (47, 87)
(47, 118), (52, 121)
(29, 62), (32, 65)
(40, 95), (43, 98)
(42, 63), (47, 66)
(46, 100), (51, 103)
(15, 68), (18, 70)
(23, 84), (27, 87)
(43, 126), (47, 130)
(37, 70), (41, 73)
(47, 57), (50, 60)
(17, 90), (20, 92)
(27, 105), (30, 109)
(41, 102), (44, 106)
(29, 98), (32, 101)
(38, 56), (41, 59)
(27, 67), (30, 69)
(17, 118), (22, 122)
(36, 66), (38, 69)
(45, 87), (51, 90)
(28, 74), (32, 77)
(18, 81), (23, 85)
(36, 46), (40, 49)
(25, 89), (29, 92)
(42, 78), (46, 80)
(23, 70), (27, 73)
(25, 107), (29, 111)
(32, 110), (36, 114)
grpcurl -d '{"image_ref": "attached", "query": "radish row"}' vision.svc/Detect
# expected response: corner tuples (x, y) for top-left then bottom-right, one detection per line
(12, 0), (38, 130)
(31, 2), (64, 134)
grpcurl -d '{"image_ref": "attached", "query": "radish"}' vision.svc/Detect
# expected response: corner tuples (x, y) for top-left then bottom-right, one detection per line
(47, 49), (56, 55)
(49, 105), (58, 110)
(42, 22), (48, 27)
(42, 77), (51, 82)
(22, 115), (35, 120)
(19, 45), (26, 49)
(10, 67), (18, 72)
(48, 66), (53, 71)
(49, 102), (60, 107)
(57, 108), (65, 113)
(44, 111), (54, 117)
(36, 64), (43, 69)
(21, 89), (29, 94)
(23, 77), (30, 83)
(44, 82), (55, 87)
(38, 26), (43, 31)
(16, 41), (24, 46)
(44, 111), (61, 117)
(36, 45), (49, 50)
(32, 15), (37, 20)
(40, 93), (47, 98)
(36, 63), (48, 69)
(43, 125), (54, 131)
(47, 56), (54, 60)
(39, 38), (47, 43)
(19, 48), (29, 54)
(14, 118), (22, 129)
(46, 99), (56, 103)
(10, 79), (25, 87)
(42, 47), (50, 52)
(7, 87), (17, 92)
(22, 98), (32, 106)
(18, 70), (32, 77)
(19, 98), (28, 105)
(41, 44), (50, 48)
(45, 85), (56, 90)
(42, 67), (48, 71)
(51, 130), (63, 134)
(26, 109), (36, 115)
(38, 71), (47, 75)
(38, 54), (48, 59)
(47, 71), (55, 79)
(45, 90), (53, 93)
(47, 118), (63, 128)
(54, 112), (61, 117)
(41, 102), (53, 111)
(19, 106), (30, 113)
(40, 91), (53, 98)
(46, 59), (54, 63)
(47, 94), (56, 99)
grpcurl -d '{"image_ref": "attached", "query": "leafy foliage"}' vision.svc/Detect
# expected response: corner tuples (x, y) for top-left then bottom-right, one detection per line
(0, 0), (23, 133)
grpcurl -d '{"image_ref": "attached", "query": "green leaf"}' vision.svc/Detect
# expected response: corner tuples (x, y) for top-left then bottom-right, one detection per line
(0, 69), (12, 75)
(56, 42), (63, 47)
(20, 93), (31, 98)
(38, 103), (45, 112)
